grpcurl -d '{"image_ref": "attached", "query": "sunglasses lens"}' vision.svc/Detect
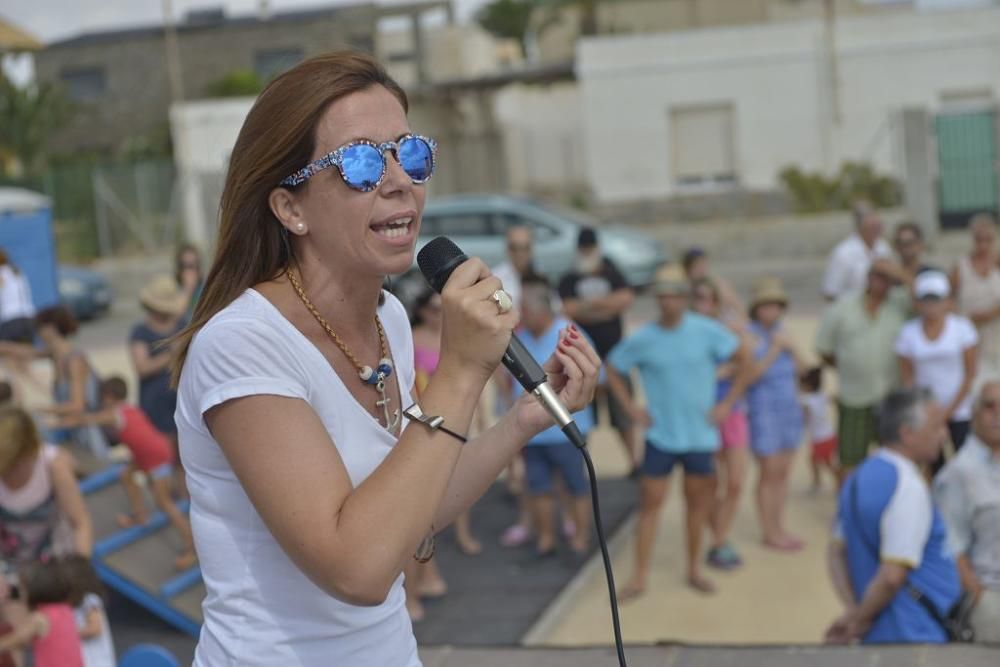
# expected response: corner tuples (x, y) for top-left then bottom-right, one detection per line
(399, 137), (434, 182)
(340, 144), (384, 190)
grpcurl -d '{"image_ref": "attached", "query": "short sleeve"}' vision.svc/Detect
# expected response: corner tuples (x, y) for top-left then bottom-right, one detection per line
(184, 316), (311, 419)
(957, 316), (979, 349)
(894, 323), (916, 359)
(557, 274), (578, 300)
(822, 246), (847, 299)
(880, 470), (932, 568)
(933, 467), (973, 556)
(706, 319), (739, 363)
(815, 302), (840, 356)
(603, 259), (629, 290)
(608, 329), (645, 374)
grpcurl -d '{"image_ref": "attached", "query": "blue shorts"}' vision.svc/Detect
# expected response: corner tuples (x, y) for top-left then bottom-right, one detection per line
(148, 462), (174, 481)
(523, 442), (588, 497)
(639, 442), (715, 478)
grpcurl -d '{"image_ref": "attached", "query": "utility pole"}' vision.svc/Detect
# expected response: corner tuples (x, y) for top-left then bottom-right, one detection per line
(163, 0), (208, 250)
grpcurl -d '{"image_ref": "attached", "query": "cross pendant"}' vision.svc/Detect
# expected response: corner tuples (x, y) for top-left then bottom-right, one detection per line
(375, 374), (400, 432)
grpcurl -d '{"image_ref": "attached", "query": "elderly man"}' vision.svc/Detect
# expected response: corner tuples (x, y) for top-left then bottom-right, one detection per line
(492, 224), (534, 310)
(934, 381), (1000, 644)
(826, 388), (961, 644)
(822, 201), (893, 301)
(816, 260), (910, 480)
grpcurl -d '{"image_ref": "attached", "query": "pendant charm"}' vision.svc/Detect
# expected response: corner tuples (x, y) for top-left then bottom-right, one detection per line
(374, 372), (401, 431)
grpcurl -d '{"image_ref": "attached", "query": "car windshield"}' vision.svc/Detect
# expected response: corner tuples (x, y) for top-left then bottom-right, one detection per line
(528, 199), (598, 227)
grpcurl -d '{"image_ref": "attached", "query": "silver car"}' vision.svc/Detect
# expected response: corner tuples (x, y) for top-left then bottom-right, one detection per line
(393, 194), (668, 309)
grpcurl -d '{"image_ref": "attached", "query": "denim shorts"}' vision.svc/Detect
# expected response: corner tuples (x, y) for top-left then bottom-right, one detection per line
(523, 442), (588, 497)
(639, 442), (715, 478)
(147, 462), (174, 481)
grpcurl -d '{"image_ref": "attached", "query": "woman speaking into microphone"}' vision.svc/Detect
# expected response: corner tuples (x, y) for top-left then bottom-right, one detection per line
(170, 52), (600, 667)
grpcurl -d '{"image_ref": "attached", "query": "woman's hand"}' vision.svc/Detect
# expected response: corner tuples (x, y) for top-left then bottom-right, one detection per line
(436, 258), (521, 383)
(512, 325), (601, 437)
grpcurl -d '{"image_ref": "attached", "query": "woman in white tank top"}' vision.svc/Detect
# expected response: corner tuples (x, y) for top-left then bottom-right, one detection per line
(952, 213), (1000, 378)
(171, 53), (600, 667)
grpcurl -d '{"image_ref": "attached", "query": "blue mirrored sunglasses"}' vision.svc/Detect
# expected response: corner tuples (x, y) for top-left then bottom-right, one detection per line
(279, 134), (438, 192)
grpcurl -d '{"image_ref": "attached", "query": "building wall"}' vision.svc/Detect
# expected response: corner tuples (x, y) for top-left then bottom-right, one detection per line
(34, 6), (376, 154)
(577, 7), (1000, 203)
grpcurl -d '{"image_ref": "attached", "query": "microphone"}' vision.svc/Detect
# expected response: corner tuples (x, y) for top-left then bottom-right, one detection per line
(417, 237), (586, 449)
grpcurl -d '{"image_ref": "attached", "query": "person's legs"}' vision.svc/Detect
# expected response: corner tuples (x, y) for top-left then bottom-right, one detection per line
(606, 378), (638, 473)
(772, 449), (801, 544)
(454, 510), (481, 556)
(524, 446), (557, 555)
(149, 466), (197, 569)
(550, 441), (591, 553)
(403, 558), (425, 622)
(117, 463), (150, 527)
(682, 454), (717, 593)
(416, 558), (447, 598)
(836, 403), (875, 486)
(755, 453), (781, 546)
(619, 444), (673, 601)
(709, 444), (747, 565)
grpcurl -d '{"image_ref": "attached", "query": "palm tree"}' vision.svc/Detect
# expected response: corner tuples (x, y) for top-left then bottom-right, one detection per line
(476, 0), (535, 59)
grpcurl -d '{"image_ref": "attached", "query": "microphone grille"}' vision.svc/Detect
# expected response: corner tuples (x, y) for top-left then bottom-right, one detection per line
(417, 237), (466, 289)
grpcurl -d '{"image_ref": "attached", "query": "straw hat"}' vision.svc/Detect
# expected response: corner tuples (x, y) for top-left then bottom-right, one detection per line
(652, 264), (690, 296)
(139, 275), (188, 316)
(749, 276), (789, 310)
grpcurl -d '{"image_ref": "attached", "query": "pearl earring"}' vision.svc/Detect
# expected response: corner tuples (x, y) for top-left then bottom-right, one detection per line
(295, 222), (306, 233)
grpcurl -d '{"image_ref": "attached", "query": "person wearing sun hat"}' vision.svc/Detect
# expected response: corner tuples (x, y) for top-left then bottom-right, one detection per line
(745, 276), (807, 552)
(129, 275), (189, 487)
(607, 264), (752, 598)
(895, 270), (979, 475)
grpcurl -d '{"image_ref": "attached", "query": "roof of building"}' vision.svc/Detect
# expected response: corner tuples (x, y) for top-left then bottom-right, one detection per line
(0, 15), (42, 51)
(44, 1), (381, 49)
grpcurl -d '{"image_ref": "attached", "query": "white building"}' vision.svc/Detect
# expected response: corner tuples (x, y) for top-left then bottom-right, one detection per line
(576, 6), (1000, 204)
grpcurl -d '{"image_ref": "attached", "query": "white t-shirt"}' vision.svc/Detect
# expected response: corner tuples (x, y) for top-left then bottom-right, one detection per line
(894, 314), (979, 420)
(491, 260), (522, 308)
(801, 391), (835, 443)
(0, 265), (35, 322)
(822, 234), (892, 299)
(74, 593), (116, 667)
(176, 289), (419, 667)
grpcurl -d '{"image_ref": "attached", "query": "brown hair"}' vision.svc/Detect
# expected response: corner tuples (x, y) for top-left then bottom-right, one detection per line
(174, 242), (203, 286)
(60, 554), (107, 606)
(20, 559), (72, 608)
(170, 51), (408, 384)
(100, 375), (128, 401)
(0, 406), (42, 476)
(35, 305), (79, 337)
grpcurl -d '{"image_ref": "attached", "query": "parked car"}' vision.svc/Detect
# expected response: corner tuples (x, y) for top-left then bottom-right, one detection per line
(391, 194), (668, 312)
(58, 265), (113, 321)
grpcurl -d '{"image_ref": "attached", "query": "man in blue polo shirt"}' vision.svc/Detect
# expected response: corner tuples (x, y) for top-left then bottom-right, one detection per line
(608, 264), (750, 598)
(513, 273), (595, 559)
(826, 388), (961, 644)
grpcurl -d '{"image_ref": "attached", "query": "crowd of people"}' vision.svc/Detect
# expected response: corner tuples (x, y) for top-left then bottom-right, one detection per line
(1, 191), (999, 660)
(0, 245), (204, 666)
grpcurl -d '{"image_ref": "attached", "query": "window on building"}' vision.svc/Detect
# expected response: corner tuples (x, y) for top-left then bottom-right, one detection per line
(254, 48), (304, 81)
(60, 67), (106, 102)
(670, 103), (738, 187)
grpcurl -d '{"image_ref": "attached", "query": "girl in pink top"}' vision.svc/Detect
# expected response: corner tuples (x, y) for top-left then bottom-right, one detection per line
(0, 560), (84, 667)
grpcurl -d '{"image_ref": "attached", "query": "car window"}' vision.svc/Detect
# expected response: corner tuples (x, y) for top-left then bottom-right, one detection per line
(421, 213), (492, 237)
(494, 213), (557, 240)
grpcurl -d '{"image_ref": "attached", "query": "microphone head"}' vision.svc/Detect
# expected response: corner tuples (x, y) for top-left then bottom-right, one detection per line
(417, 236), (468, 293)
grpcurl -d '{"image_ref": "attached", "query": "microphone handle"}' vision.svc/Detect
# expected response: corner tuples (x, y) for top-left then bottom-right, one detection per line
(502, 334), (547, 391)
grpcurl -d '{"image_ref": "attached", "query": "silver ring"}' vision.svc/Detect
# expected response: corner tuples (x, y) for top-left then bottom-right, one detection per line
(492, 289), (513, 315)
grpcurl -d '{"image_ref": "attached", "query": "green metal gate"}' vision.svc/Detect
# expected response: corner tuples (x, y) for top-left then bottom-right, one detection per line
(935, 110), (999, 228)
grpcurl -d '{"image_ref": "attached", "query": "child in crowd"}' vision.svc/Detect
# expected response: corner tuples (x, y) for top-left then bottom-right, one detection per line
(61, 376), (196, 570)
(799, 367), (837, 491)
(61, 555), (115, 667)
(0, 560), (85, 667)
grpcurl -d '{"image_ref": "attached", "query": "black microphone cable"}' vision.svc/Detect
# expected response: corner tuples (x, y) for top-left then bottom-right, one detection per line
(561, 424), (627, 667)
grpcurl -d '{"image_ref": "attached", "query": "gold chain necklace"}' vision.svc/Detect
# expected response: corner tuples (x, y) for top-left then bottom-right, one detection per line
(287, 268), (400, 432)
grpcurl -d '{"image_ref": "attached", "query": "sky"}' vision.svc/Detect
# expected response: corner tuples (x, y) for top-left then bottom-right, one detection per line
(0, 0), (490, 44)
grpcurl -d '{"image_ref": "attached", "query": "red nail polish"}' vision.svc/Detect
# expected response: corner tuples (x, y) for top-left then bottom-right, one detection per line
(561, 339), (572, 348)
(569, 331), (580, 339)
(570, 324), (578, 332)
